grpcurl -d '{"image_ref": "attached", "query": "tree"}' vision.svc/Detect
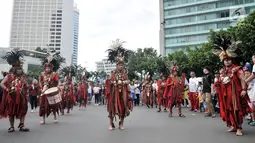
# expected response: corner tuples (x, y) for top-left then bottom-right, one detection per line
(236, 11), (255, 63)
(127, 47), (159, 80)
(35, 47), (47, 53)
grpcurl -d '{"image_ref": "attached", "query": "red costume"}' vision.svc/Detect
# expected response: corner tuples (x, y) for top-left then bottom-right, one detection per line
(164, 65), (185, 117)
(157, 79), (166, 112)
(0, 49), (29, 132)
(142, 77), (153, 108)
(61, 75), (75, 114)
(78, 76), (87, 108)
(39, 51), (63, 124)
(213, 35), (251, 136)
(108, 69), (132, 118)
(39, 71), (60, 117)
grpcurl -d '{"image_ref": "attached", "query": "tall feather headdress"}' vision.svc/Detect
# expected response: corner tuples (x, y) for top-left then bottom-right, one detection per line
(41, 50), (66, 72)
(2, 49), (24, 67)
(212, 35), (241, 61)
(106, 39), (133, 64)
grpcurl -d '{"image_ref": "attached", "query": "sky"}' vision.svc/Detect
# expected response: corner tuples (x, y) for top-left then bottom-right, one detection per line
(0, 0), (160, 71)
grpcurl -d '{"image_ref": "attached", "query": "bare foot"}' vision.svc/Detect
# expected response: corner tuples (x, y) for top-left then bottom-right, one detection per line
(119, 125), (125, 130)
(227, 127), (236, 132)
(40, 120), (45, 125)
(236, 129), (243, 136)
(108, 126), (113, 131)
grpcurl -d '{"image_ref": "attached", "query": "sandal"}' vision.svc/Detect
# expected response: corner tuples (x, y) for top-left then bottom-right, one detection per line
(8, 127), (15, 133)
(179, 114), (185, 118)
(18, 123), (30, 132)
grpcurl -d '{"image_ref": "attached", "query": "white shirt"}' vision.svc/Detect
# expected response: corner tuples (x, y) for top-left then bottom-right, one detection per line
(189, 77), (198, 92)
(134, 84), (140, 94)
(88, 86), (92, 94)
(152, 83), (158, 91)
(93, 86), (101, 94)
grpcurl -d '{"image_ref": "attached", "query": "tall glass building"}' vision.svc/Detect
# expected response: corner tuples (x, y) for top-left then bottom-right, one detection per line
(72, 5), (79, 65)
(159, 0), (255, 56)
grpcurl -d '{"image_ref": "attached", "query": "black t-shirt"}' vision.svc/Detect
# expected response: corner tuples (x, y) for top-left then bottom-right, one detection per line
(202, 74), (213, 93)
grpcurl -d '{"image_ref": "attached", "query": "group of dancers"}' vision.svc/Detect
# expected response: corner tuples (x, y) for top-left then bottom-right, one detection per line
(140, 37), (254, 136)
(0, 36), (254, 136)
(0, 50), (88, 133)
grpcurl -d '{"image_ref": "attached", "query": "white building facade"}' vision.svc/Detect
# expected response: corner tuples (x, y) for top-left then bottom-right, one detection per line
(0, 48), (46, 73)
(96, 59), (116, 74)
(10, 0), (74, 65)
(72, 5), (79, 66)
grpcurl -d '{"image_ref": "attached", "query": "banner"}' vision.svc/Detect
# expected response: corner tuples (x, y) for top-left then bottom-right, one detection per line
(229, 6), (246, 21)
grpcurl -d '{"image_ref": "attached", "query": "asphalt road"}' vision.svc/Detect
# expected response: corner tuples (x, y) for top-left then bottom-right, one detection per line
(0, 105), (254, 143)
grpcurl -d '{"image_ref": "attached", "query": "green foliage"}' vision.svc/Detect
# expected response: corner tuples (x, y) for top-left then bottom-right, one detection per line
(27, 65), (43, 83)
(127, 47), (159, 80)
(166, 11), (255, 76)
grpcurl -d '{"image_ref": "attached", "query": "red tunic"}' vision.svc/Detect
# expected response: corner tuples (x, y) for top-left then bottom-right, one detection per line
(39, 72), (60, 117)
(62, 82), (75, 110)
(0, 74), (28, 119)
(107, 70), (132, 118)
(78, 83), (87, 107)
(142, 82), (153, 106)
(164, 76), (184, 108)
(215, 65), (251, 129)
(157, 81), (165, 105)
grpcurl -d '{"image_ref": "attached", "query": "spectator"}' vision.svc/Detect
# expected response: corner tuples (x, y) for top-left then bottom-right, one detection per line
(134, 81), (141, 106)
(93, 83), (101, 106)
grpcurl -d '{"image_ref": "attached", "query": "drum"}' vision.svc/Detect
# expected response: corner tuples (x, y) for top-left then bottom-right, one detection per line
(44, 87), (62, 105)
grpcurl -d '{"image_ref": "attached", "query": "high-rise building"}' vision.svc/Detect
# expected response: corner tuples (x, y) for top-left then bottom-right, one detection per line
(160, 0), (255, 56)
(96, 59), (116, 75)
(72, 5), (79, 66)
(10, 0), (74, 65)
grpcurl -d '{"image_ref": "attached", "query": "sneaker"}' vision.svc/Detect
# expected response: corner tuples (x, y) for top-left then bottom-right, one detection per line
(249, 121), (255, 126)
(31, 110), (34, 113)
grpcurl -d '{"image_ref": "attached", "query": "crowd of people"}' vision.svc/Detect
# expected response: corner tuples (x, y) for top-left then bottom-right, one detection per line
(0, 37), (255, 136)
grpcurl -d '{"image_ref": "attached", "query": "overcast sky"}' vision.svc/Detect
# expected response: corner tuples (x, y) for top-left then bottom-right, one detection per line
(0, 0), (159, 71)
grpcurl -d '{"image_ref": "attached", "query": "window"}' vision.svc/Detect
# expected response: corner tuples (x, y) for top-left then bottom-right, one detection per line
(56, 32), (61, 35)
(56, 44), (61, 46)
(50, 29), (55, 31)
(56, 25), (61, 27)
(56, 36), (61, 39)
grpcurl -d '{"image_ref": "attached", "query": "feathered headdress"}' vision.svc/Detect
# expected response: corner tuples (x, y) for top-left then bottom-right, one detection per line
(60, 65), (76, 78)
(106, 39), (133, 64)
(41, 50), (65, 71)
(166, 60), (178, 74)
(2, 49), (24, 67)
(212, 35), (241, 61)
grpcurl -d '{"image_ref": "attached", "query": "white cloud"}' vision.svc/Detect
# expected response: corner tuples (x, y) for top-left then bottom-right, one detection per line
(0, 0), (159, 71)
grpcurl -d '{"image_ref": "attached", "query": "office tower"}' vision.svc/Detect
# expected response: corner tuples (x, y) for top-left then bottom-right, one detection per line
(10, 0), (74, 65)
(160, 0), (255, 56)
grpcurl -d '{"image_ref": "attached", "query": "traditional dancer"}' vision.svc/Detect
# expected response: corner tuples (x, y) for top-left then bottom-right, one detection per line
(142, 76), (153, 108)
(39, 51), (62, 125)
(164, 64), (185, 118)
(78, 76), (87, 110)
(61, 75), (75, 114)
(157, 77), (167, 112)
(107, 53), (133, 131)
(213, 36), (251, 136)
(0, 49), (29, 133)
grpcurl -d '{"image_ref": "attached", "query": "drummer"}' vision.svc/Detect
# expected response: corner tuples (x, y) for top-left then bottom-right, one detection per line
(39, 51), (62, 125)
